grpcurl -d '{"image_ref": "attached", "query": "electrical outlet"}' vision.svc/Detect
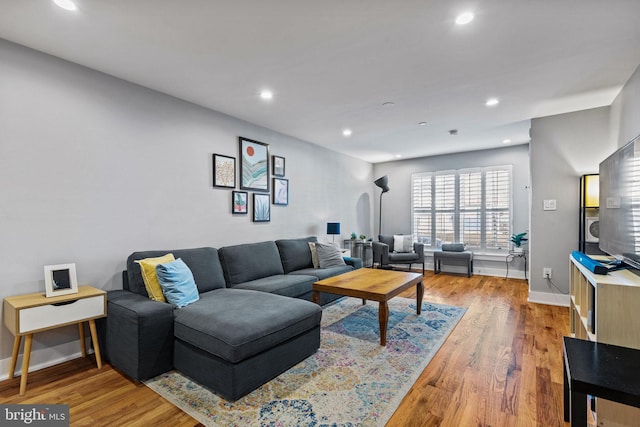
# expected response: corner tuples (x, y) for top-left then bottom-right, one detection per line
(543, 268), (552, 279)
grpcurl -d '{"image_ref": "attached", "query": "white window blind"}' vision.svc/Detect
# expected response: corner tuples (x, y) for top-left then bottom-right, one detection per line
(411, 165), (512, 251)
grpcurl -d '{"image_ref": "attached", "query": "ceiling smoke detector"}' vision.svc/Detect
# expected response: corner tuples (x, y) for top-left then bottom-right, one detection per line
(449, 129), (458, 136)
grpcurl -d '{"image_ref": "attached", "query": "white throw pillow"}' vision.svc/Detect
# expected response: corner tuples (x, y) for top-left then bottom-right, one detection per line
(393, 235), (413, 253)
(308, 242), (320, 268)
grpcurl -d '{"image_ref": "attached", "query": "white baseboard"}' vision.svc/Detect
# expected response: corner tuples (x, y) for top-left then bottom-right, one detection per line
(527, 290), (570, 307)
(0, 338), (92, 381)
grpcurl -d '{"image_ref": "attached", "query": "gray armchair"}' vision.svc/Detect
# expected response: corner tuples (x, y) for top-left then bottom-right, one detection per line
(372, 235), (425, 275)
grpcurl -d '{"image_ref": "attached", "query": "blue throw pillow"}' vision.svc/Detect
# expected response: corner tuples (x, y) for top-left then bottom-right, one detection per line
(155, 258), (199, 308)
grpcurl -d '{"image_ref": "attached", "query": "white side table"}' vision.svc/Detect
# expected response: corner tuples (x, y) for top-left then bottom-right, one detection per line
(3, 285), (106, 395)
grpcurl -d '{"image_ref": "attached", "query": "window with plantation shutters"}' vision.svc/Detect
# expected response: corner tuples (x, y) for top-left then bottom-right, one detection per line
(411, 165), (512, 251)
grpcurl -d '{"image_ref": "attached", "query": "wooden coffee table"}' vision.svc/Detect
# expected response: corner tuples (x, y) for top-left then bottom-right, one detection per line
(312, 268), (424, 346)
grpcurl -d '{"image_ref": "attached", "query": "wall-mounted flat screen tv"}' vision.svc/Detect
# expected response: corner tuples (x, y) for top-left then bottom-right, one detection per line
(599, 134), (640, 269)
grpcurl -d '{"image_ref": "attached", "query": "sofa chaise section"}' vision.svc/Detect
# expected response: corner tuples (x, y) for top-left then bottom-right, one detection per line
(173, 288), (321, 400)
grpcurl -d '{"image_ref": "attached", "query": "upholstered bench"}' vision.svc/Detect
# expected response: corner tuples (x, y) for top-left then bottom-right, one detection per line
(433, 244), (473, 277)
(173, 288), (322, 401)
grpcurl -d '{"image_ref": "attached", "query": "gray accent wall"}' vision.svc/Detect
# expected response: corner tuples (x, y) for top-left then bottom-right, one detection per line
(372, 144), (530, 277)
(529, 107), (614, 304)
(0, 39), (373, 367)
(528, 61), (640, 305)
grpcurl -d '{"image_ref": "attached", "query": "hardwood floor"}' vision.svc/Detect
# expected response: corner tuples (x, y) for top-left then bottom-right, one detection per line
(0, 272), (570, 426)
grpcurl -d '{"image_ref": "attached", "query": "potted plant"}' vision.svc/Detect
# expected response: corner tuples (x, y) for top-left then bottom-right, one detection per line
(359, 234), (366, 241)
(510, 232), (528, 253)
(350, 232), (357, 240)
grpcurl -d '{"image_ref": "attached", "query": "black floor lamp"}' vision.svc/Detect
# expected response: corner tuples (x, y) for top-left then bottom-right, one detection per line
(374, 175), (390, 236)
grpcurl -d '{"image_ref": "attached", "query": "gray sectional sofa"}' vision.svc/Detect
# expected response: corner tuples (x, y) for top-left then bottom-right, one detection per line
(102, 236), (360, 401)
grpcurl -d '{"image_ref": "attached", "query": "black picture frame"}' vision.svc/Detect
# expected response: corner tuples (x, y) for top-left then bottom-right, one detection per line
(253, 193), (270, 222)
(273, 178), (289, 206)
(272, 155), (285, 177)
(212, 154), (235, 188)
(232, 191), (248, 214)
(239, 137), (270, 192)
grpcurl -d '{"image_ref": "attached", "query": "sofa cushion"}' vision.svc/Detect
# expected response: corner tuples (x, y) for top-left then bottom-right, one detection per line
(442, 243), (466, 252)
(289, 265), (353, 280)
(219, 241), (285, 286)
(393, 235), (413, 253)
(127, 247), (225, 297)
(174, 289), (322, 363)
(315, 242), (347, 268)
(388, 252), (420, 262)
(231, 274), (316, 298)
(275, 237), (317, 273)
(136, 253), (175, 302)
(156, 258), (200, 308)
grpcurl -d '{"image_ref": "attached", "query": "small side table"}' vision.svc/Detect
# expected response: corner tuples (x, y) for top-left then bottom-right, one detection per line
(505, 250), (527, 280)
(3, 285), (106, 395)
(563, 336), (640, 426)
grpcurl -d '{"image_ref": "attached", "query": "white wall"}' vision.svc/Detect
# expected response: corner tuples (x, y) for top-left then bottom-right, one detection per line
(0, 39), (373, 370)
(610, 62), (640, 147)
(529, 107), (614, 305)
(372, 144), (530, 277)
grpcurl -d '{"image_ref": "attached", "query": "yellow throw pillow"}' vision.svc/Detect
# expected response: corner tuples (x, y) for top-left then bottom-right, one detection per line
(135, 253), (175, 302)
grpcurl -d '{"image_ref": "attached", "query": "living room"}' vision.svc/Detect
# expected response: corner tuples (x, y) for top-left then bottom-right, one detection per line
(2, 1), (640, 426)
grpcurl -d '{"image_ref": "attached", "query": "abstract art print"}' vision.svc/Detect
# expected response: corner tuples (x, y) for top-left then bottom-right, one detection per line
(253, 193), (270, 222)
(273, 178), (288, 206)
(212, 154), (235, 188)
(272, 155), (285, 177)
(232, 191), (248, 214)
(239, 137), (269, 192)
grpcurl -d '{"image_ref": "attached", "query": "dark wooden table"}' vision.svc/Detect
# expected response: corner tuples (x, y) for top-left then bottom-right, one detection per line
(563, 336), (640, 426)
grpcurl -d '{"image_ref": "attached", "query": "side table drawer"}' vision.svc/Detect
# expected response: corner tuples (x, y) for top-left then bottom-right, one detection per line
(18, 295), (105, 334)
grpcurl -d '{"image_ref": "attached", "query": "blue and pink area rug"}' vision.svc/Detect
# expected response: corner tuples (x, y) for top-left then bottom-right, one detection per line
(145, 297), (466, 426)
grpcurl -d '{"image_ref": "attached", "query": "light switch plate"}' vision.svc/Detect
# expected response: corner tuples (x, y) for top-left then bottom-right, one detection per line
(543, 199), (557, 211)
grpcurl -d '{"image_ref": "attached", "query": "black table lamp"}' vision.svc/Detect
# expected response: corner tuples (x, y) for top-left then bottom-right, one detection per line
(374, 175), (390, 236)
(327, 222), (341, 244)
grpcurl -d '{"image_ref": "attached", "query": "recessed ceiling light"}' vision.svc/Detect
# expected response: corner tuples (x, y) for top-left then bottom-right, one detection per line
(418, 121), (427, 126)
(343, 129), (352, 137)
(503, 139), (512, 144)
(455, 12), (474, 25)
(485, 98), (500, 107)
(260, 89), (273, 100)
(395, 154), (402, 158)
(53, 0), (77, 11)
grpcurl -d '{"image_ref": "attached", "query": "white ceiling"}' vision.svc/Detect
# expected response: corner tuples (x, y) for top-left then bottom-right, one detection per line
(2, 1), (640, 163)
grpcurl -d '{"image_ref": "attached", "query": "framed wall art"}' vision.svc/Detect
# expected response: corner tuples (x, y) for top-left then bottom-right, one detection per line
(232, 190), (248, 214)
(212, 154), (235, 188)
(272, 155), (285, 177)
(253, 193), (271, 222)
(239, 137), (269, 192)
(44, 263), (78, 298)
(273, 178), (289, 206)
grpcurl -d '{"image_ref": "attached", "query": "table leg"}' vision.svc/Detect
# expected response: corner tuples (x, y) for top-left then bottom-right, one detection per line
(9, 335), (21, 378)
(19, 334), (33, 395)
(362, 299), (366, 305)
(379, 301), (389, 346)
(416, 281), (424, 315)
(570, 390), (587, 426)
(563, 358), (570, 422)
(89, 319), (102, 369)
(312, 290), (320, 305)
(79, 323), (86, 358)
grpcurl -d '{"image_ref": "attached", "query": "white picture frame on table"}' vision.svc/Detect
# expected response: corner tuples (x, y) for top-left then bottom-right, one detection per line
(44, 263), (78, 298)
